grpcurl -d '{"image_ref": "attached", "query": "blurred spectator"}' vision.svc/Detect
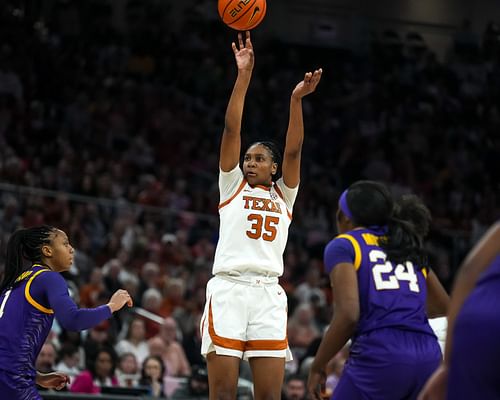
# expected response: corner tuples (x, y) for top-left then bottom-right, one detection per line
(55, 343), (81, 379)
(171, 365), (209, 400)
(82, 320), (116, 366)
(70, 346), (119, 394)
(115, 317), (150, 365)
(116, 352), (140, 388)
(79, 267), (107, 308)
(153, 317), (191, 377)
(35, 341), (57, 374)
(287, 303), (321, 360)
(138, 355), (167, 398)
(140, 288), (164, 339)
(159, 277), (186, 317)
(282, 374), (306, 400)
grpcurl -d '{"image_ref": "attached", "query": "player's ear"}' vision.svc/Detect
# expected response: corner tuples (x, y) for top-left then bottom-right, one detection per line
(271, 162), (277, 175)
(41, 244), (52, 257)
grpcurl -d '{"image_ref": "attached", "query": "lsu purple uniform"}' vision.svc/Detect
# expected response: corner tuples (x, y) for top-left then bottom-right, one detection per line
(0, 264), (111, 400)
(324, 228), (441, 400)
(447, 254), (500, 399)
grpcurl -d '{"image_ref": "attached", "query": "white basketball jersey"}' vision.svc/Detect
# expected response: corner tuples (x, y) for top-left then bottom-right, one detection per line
(213, 166), (298, 277)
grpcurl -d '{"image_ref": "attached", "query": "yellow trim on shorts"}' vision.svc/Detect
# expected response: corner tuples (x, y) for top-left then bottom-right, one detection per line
(336, 234), (362, 270)
(25, 269), (54, 314)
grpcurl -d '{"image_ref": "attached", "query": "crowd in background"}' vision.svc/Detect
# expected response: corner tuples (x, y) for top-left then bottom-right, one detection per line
(1, 1), (500, 398)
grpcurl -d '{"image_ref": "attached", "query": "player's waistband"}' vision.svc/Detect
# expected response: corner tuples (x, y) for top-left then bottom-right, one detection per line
(214, 273), (279, 287)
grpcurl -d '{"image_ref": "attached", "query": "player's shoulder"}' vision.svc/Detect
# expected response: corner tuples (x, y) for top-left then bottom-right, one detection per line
(33, 269), (65, 286)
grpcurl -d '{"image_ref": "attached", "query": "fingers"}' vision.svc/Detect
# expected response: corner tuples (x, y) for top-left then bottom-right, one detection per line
(233, 32), (252, 53)
(238, 32), (244, 49)
(245, 31), (253, 49)
(304, 69), (322, 85)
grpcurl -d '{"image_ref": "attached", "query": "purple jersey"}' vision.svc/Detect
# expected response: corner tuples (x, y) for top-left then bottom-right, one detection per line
(324, 228), (435, 339)
(447, 254), (500, 399)
(324, 229), (441, 399)
(0, 264), (111, 398)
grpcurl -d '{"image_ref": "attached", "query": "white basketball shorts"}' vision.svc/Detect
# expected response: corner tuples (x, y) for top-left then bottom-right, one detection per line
(200, 274), (292, 361)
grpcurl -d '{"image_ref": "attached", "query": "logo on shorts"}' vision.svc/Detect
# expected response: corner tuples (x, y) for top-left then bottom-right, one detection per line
(277, 291), (282, 295)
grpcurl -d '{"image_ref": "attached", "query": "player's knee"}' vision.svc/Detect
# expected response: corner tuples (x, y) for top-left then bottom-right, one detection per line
(213, 385), (238, 400)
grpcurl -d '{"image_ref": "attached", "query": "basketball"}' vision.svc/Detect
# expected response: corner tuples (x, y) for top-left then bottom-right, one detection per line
(218, 0), (267, 31)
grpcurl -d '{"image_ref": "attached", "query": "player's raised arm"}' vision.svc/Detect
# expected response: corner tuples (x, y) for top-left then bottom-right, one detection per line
(220, 31), (254, 172)
(281, 68), (322, 188)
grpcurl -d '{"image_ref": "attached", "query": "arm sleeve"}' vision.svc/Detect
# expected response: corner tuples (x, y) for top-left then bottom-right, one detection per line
(324, 238), (356, 274)
(30, 271), (112, 331)
(219, 165), (244, 202)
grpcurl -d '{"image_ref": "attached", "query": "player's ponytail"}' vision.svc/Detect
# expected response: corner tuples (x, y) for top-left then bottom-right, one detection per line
(380, 195), (431, 267)
(342, 181), (430, 267)
(1, 225), (55, 293)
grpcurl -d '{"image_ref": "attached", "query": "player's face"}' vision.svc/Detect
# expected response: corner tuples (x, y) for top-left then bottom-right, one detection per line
(243, 144), (277, 186)
(46, 230), (74, 272)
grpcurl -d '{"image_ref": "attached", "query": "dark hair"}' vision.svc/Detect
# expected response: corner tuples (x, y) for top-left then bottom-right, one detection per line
(1, 225), (56, 294)
(88, 346), (117, 379)
(345, 181), (431, 266)
(247, 141), (283, 181)
(285, 373), (306, 385)
(57, 343), (78, 363)
(139, 355), (166, 385)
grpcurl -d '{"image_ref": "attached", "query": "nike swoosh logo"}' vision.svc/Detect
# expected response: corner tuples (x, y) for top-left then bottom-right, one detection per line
(248, 6), (260, 23)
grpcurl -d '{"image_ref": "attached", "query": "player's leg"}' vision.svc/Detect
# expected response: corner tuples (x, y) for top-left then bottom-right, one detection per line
(246, 281), (289, 400)
(201, 277), (248, 400)
(207, 352), (241, 400)
(249, 357), (285, 400)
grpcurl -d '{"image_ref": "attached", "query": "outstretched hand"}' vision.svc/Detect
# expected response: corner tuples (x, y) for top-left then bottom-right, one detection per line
(232, 31), (254, 72)
(292, 68), (323, 99)
(36, 372), (70, 390)
(307, 368), (326, 400)
(107, 289), (133, 313)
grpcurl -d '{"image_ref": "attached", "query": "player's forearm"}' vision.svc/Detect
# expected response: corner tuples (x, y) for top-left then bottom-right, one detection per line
(224, 71), (252, 136)
(284, 96), (304, 157)
(310, 311), (356, 372)
(57, 303), (112, 331)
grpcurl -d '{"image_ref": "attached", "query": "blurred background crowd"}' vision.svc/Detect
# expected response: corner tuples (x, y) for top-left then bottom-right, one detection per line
(1, 0), (499, 398)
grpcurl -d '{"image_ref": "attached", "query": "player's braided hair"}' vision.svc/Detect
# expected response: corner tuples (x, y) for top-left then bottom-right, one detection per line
(1, 225), (56, 294)
(346, 181), (431, 267)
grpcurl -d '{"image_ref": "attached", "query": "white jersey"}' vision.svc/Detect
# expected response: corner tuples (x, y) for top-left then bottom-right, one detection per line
(213, 165), (298, 277)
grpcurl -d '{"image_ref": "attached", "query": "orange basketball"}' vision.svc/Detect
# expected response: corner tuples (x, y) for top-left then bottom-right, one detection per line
(218, 0), (267, 31)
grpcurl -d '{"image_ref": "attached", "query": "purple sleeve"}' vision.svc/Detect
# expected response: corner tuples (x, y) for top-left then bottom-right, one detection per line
(324, 237), (356, 274)
(30, 271), (112, 331)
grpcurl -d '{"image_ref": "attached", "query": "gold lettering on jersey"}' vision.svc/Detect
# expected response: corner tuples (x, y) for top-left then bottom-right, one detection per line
(242, 196), (282, 214)
(15, 270), (33, 282)
(362, 233), (379, 246)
